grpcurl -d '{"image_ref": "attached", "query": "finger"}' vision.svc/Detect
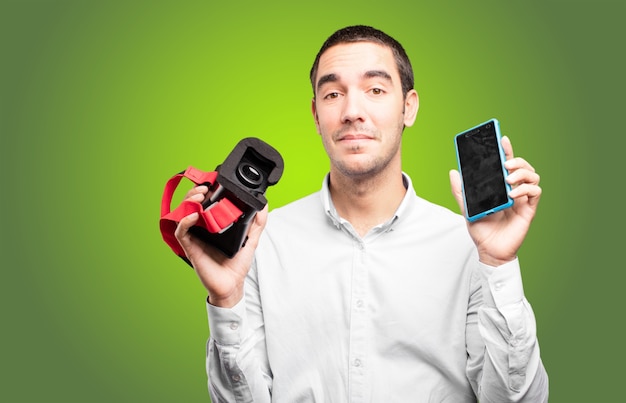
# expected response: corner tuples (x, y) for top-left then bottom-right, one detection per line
(174, 212), (199, 246)
(244, 205), (269, 250)
(505, 157), (536, 174)
(449, 170), (466, 216)
(509, 183), (542, 206)
(184, 185), (209, 202)
(506, 169), (540, 187)
(501, 135), (514, 161)
(254, 205), (269, 228)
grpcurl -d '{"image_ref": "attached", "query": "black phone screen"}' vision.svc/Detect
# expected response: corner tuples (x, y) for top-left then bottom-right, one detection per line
(455, 121), (509, 218)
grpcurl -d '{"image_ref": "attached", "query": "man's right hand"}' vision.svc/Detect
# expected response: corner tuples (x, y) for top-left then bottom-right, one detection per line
(174, 185), (268, 308)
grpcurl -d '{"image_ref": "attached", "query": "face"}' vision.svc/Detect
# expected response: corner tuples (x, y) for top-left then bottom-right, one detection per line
(311, 42), (418, 180)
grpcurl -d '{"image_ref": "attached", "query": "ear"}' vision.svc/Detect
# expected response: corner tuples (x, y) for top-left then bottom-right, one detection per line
(311, 98), (321, 134)
(403, 89), (419, 127)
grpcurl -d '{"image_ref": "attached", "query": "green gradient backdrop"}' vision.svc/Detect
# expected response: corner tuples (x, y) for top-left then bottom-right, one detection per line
(1, 1), (623, 402)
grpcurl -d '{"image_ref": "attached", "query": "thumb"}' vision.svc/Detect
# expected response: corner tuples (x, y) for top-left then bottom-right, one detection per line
(244, 205), (269, 250)
(449, 170), (465, 216)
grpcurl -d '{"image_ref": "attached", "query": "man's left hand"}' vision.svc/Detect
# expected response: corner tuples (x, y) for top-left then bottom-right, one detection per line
(449, 136), (542, 267)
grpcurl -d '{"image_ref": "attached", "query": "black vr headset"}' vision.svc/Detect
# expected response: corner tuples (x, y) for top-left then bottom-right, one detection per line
(160, 137), (284, 261)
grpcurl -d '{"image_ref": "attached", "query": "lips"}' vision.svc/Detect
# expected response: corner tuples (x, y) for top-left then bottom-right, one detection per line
(337, 133), (374, 141)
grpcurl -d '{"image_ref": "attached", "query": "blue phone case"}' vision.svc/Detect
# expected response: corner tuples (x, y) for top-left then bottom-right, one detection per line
(454, 118), (513, 222)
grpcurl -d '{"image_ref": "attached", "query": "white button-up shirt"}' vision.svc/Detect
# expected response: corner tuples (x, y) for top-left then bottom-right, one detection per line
(205, 174), (548, 402)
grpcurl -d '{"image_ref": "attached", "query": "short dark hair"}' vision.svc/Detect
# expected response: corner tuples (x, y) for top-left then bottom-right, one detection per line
(309, 25), (415, 98)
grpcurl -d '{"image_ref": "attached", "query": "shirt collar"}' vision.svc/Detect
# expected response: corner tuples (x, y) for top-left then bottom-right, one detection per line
(320, 172), (415, 233)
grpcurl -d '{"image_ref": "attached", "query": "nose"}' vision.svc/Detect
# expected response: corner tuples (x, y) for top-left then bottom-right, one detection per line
(341, 91), (366, 124)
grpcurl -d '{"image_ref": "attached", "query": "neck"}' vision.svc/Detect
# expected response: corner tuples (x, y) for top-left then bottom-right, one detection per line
(329, 168), (406, 237)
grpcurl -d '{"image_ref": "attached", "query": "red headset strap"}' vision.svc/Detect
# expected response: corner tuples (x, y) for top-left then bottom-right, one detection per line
(159, 167), (243, 258)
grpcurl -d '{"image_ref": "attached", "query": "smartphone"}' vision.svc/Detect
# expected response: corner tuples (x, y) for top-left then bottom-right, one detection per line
(454, 118), (513, 222)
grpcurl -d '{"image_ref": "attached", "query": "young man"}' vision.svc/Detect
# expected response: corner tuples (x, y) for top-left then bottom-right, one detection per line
(175, 25), (548, 402)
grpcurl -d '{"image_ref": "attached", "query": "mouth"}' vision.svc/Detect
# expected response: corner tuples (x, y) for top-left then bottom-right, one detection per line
(337, 133), (374, 142)
(336, 134), (375, 153)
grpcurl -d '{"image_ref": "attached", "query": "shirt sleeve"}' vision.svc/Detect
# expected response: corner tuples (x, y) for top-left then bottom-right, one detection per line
(205, 264), (272, 403)
(466, 258), (549, 402)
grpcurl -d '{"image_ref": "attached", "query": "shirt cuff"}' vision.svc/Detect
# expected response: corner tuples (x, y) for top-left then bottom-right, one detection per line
(479, 258), (525, 308)
(206, 296), (248, 346)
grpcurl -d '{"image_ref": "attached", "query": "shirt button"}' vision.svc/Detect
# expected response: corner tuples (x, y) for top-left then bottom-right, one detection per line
(353, 359), (362, 367)
(356, 299), (364, 308)
(229, 322), (239, 330)
(494, 282), (503, 291)
(231, 374), (241, 382)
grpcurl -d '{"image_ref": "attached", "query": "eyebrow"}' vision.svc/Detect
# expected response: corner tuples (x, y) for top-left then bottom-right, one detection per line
(316, 73), (338, 92)
(364, 70), (393, 82)
(316, 70), (394, 93)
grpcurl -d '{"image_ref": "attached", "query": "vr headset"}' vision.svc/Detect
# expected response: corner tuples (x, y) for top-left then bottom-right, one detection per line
(160, 137), (284, 262)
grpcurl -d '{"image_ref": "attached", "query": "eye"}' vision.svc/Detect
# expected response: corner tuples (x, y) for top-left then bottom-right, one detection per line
(370, 88), (384, 95)
(323, 92), (340, 100)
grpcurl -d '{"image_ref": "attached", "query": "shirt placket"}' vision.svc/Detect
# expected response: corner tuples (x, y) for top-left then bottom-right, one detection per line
(348, 238), (368, 403)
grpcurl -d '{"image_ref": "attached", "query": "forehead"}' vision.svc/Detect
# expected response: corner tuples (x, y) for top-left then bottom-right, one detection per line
(316, 42), (398, 83)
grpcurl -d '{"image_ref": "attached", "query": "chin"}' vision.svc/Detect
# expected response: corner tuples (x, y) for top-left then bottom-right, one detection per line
(336, 161), (383, 179)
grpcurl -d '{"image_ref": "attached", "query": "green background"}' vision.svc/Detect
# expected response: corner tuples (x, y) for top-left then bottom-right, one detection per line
(1, 0), (623, 402)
